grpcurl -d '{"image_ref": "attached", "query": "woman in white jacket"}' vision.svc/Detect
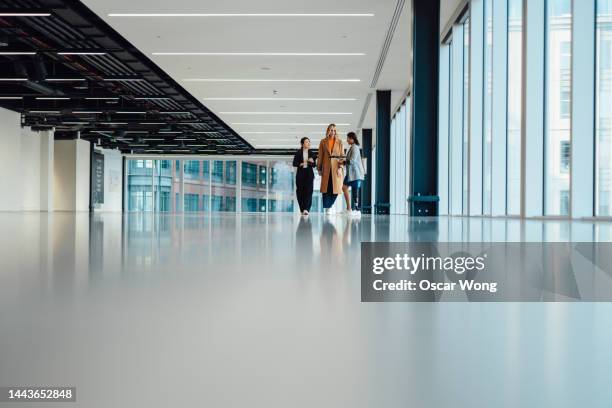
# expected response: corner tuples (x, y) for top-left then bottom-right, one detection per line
(341, 132), (365, 215)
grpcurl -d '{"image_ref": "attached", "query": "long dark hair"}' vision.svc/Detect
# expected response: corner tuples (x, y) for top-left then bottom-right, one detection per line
(347, 131), (360, 146)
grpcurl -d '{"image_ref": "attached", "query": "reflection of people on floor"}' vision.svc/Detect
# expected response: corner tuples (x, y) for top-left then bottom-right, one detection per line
(319, 219), (345, 267)
(342, 132), (365, 217)
(295, 216), (314, 263)
(317, 124), (345, 215)
(293, 137), (316, 216)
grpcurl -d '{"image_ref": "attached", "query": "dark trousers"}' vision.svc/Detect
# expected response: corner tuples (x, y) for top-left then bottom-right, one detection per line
(296, 174), (313, 212)
(322, 169), (337, 209)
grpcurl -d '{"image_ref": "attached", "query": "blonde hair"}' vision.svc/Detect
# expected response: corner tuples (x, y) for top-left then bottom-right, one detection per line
(325, 123), (337, 138)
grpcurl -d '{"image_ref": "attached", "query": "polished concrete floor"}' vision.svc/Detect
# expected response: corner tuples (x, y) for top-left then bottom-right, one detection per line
(1, 212), (612, 407)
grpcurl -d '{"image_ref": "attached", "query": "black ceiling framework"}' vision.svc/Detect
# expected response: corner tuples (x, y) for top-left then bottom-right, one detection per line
(0, 0), (296, 155)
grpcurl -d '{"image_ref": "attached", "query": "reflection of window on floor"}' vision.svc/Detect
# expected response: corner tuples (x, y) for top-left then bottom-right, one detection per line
(269, 199), (294, 212)
(129, 189), (152, 211)
(184, 194), (199, 212)
(560, 140), (570, 173)
(560, 190), (570, 215)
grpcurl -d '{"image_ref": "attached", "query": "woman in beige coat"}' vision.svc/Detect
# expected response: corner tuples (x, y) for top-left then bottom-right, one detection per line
(317, 124), (345, 214)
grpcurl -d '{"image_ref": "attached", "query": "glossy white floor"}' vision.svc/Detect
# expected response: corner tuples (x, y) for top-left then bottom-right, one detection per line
(1, 212), (612, 407)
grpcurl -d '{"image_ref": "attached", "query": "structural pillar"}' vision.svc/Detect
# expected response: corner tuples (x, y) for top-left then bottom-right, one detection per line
(409, 0), (440, 216)
(375, 90), (391, 215)
(361, 128), (373, 214)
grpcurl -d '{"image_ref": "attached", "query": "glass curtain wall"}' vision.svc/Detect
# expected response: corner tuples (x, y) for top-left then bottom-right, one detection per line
(126, 158), (298, 213)
(597, 0), (612, 215)
(126, 159), (180, 212)
(483, 0), (493, 214)
(507, 0), (523, 215)
(241, 160), (267, 212)
(390, 101), (410, 214)
(463, 17), (471, 214)
(268, 160), (295, 212)
(544, 0), (572, 215)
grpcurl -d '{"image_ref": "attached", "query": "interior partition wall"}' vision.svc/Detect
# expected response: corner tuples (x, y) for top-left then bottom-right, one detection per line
(124, 157), (304, 214)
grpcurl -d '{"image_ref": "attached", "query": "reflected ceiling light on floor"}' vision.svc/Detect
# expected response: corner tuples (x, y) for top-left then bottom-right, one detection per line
(154, 52), (364, 56)
(220, 111), (352, 115)
(109, 13), (374, 17)
(231, 122), (350, 126)
(203, 97), (357, 101)
(183, 78), (360, 82)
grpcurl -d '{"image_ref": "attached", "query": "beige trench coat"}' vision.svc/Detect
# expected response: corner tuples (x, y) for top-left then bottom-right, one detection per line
(317, 137), (345, 194)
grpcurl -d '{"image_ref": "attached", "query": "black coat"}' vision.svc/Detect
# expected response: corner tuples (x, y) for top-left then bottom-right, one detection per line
(292, 149), (316, 186)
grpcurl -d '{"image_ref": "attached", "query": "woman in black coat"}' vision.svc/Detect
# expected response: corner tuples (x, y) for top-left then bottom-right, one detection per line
(292, 137), (316, 215)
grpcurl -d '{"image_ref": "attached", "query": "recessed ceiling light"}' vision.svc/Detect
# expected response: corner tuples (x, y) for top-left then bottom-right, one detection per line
(0, 13), (51, 17)
(85, 97), (120, 100)
(232, 122), (350, 126)
(202, 97), (357, 101)
(0, 51), (36, 55)
(159, 111), (190, 115)
(140, 122), (165, 125)
(116, 111), (147, 114)
(36, 97), (71, 100)
(109, 13), (374, 18)
(58, 52), (107, 56)
(134, 97), (171, 100)
(45, 78), (86, 82)
(220, 111), (352, 115)
(103, 78), (144, 82)
(183, 78), (360, 82)
(153, 52), (364, 56)
(241, 131), (304, 134)
(29, 110), (60, 114)
(0, 96), (23, 100)
(0, 78), (28, 81)
(73, 111), (103, 114)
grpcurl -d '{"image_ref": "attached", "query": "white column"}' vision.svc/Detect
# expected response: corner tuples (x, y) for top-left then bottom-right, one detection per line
(522, 0), (546, 217)
(571, 0), (596, 218)
(40, 130), (54, 212)
(491, 0), (508, 216)
(236, 160), (242, 213)
(54, 139), (90, 211)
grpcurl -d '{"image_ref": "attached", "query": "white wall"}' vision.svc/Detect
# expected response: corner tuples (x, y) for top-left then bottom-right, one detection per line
(0, 108), (23, 211)
(20, 127), (42, 211)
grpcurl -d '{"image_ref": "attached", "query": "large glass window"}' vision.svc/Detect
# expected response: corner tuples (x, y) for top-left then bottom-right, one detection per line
(126, 159), (179, 212)
(597, 0), (612, 215)
(268, 161), (295, 212)
(544, 0), (572, 215)
(483, 0), (493, 214)
(211, 160), (236, 212)
(242, 160), (267, 212)
(183, 160), (210, 212)
(463, 17), (471, 214)
(507, 0), (523, 215)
